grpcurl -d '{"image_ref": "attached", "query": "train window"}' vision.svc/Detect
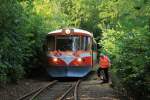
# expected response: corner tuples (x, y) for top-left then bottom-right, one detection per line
(56, 36), (80, 51)
(47, 36), (55, 51)
(92, 39), (97, 51)
(81, 36), (91, 51)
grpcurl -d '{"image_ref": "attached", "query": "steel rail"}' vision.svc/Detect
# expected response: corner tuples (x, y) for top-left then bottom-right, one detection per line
(56, 85), (75, 100)
(17, 86), (42, 100)
(29, 80), (57, 100)
(74, 79), (82, 100)
(17, 80), (57, 100)
(57, 79), (82, 100)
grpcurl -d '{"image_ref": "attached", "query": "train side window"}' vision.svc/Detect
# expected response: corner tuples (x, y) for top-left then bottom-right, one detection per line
(81, 36), (91, 51)
(92, 40), (97, 51)
(87, 37), (92, 50)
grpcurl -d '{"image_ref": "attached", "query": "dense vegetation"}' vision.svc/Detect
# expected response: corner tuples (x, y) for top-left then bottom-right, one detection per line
(0, 0), (149, 99)
(99, 0), (150, 99)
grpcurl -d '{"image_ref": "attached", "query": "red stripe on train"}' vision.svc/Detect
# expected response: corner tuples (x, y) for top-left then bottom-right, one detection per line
(69, 56), (92, 66)
(48, 58), (67, 66)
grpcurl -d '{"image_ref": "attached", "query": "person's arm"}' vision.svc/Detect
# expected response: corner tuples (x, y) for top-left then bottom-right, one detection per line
(105, 56), (111, 67)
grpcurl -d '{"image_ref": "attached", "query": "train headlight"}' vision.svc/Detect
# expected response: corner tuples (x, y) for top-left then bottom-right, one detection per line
(65, 29), (70, 34)
(77, 58), (82, 62)
(53, 58), (58, 62)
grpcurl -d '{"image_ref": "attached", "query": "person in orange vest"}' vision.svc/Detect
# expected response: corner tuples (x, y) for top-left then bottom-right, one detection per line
(97, 53), (111, 83)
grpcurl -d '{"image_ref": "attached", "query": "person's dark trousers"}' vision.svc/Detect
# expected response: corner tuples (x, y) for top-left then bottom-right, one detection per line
(97, 67), (109, 82)
(97, 67), (101, 77)
(103, 68), (109, 82)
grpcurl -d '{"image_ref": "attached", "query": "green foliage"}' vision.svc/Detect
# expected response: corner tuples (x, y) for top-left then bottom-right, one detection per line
(99, 0), (150, 99)
(0, 1), (149, 99)
(0, 0), (26, 83)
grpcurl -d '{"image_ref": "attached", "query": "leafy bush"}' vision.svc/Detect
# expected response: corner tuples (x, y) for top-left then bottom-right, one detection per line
(99, 0), (150, 99)
(0, 0), (27, 83)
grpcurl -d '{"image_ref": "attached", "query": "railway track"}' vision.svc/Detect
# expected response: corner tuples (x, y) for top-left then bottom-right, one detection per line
(17, 79), (82, 100)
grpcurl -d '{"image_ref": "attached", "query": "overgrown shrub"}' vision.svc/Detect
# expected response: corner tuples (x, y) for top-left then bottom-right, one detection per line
(99, 0), (150, 99)
(0, 0), (27, 83)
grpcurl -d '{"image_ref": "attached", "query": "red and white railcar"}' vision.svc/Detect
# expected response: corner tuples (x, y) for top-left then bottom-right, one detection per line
(44, 28), (97, 77)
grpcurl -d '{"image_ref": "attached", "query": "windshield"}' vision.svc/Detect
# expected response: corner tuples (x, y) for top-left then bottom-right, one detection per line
(56, 36), (80, 51)
(47, 36), (91, 51)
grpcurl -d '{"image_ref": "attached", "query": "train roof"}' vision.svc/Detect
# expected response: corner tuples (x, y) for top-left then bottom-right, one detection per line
(48, 28), (93, 37)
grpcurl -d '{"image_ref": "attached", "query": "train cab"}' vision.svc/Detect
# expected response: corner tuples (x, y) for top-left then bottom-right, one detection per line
(44, 28), (97, 77)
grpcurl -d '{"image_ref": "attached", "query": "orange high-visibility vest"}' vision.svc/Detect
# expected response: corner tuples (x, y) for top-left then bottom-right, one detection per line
(99, 56), (110, 68)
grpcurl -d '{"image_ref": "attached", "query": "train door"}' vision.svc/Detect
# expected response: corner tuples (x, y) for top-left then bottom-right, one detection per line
(92, 39), (97, 67)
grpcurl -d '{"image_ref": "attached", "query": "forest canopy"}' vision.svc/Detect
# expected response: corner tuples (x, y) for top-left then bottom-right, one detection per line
(0, 0), (149, 99)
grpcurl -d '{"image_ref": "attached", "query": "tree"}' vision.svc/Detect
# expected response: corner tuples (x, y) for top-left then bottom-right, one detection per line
(0, 0), (26, 83)
(99, 0), (150, 99)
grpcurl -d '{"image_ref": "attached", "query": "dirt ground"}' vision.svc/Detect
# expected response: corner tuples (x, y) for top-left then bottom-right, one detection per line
(0, 78), (50, 100)
(0, 71), (120, 100)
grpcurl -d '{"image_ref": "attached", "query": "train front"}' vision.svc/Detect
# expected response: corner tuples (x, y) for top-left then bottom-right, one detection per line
(45, 28), (94, 77)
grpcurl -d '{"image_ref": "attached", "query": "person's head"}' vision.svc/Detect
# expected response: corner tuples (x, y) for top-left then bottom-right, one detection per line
(100, 53), (105, 58)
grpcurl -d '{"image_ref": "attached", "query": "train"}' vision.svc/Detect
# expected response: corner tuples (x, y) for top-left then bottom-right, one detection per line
(43, 28), (97, 77)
